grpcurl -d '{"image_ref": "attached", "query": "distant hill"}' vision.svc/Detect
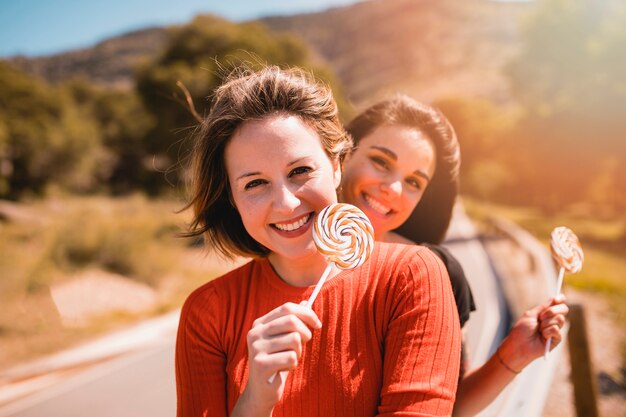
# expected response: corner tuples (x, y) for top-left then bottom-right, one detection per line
(262, 0), (532, 106)
(6, 0), (533, 106)
(9, 27), (168, 89)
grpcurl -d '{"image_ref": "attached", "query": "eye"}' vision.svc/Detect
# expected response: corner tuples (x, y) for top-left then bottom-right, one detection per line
(289, 166), (312, 177)
(405, 177), (426, 191)
(244, 179), (267, 190)
(370, 156), (389, 171)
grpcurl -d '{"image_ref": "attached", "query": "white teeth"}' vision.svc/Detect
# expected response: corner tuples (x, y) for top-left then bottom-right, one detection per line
(274, 214), (310, 231)
(364, 194), (391, 215)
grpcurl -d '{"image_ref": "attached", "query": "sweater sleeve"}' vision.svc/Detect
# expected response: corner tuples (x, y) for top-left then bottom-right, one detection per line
(377, 247), (461, 417)
(176, 284), (228, 417)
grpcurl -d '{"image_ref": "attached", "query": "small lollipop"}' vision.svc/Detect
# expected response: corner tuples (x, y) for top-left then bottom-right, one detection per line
(268, 203), (374, 383)
(544, 226), (583, 358)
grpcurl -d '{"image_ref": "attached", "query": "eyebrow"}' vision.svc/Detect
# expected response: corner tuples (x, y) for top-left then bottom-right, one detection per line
(236, 171), (260, 181)
(370, 145), (397, 160)
(369, 145), (431, 181)
(235, 157), (308, 181)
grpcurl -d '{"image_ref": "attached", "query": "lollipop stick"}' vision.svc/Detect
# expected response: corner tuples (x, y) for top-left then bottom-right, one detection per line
(554, 266), (565, 297)
(305, 262), (333, 308)
(544, 266), (565, 359)
(268, 262), (333, 384)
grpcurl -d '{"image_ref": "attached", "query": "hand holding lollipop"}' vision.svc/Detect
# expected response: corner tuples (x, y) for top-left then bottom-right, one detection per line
(268, 203), (374, 383)
(545, 226), (583, 358)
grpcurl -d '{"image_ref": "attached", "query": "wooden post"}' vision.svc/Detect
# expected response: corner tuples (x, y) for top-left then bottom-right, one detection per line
(567, 303), (600, 417)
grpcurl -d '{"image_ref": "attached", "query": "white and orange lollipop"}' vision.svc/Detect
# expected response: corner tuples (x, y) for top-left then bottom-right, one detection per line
(551, 226), (584, 275)
(306, 203), (374, 307)
(544, 226), (583, 358)
(269, 203), (374, 383)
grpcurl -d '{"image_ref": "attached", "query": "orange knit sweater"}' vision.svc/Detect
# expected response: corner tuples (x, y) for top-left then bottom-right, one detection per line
(176, 242), (461, 416)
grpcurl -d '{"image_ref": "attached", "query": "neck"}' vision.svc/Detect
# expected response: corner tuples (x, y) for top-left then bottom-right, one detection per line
(267, 251), (335, 287)
(379, 230), (414, 244)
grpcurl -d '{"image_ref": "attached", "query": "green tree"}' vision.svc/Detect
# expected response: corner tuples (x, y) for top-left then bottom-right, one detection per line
(0, 63), (106, 198)
(135, 15), (350, 192)
(65, 81), (156, 194)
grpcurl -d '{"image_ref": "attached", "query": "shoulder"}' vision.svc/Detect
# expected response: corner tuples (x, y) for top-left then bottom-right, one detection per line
(420, 243), (476, 325)
(180, 259), (257, 318)
(370, 241), (447, 281)
(420, 243), (466, 286)
(368, 243), (458, 326)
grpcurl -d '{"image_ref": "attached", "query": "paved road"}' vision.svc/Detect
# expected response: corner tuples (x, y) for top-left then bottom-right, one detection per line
(0, 341), (175, 417)
(0, 206), (562, 417)
(0, 310), (179, 417)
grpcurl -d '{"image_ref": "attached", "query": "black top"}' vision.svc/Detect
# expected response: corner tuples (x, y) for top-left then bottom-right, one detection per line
(422, 243), (476, 328)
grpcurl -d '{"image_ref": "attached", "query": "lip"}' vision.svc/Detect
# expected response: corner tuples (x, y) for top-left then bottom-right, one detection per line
(361, 192), (395, 218)
(270, 213), (313, 238)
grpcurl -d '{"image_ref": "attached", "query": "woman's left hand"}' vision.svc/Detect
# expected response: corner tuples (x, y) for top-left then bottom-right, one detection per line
(498, 294), (569, 372)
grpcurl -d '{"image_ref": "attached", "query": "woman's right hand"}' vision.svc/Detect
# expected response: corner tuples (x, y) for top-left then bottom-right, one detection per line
(234, 302), (322, 416)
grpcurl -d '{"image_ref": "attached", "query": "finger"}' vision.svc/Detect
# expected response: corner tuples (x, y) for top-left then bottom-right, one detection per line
(247, 325), (309, 358)
(270, 350), (300, 372)
(249, 332), (304, 360)
(525, 297), (557, 318)
(255, 302), (322, 329)
(539, 305), (568, 324)
(263, 314), (313, 342)
(542, 325), (563, 346)
(540, 314), (566, 332)
(251, 350), (299, 377)
(264, 332), (305, 356)
(532, 294), (568, 316)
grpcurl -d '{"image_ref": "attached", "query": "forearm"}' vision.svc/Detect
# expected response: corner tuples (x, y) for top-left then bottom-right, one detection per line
(453, 336), (528, 417)
(454, 295), (569, 417)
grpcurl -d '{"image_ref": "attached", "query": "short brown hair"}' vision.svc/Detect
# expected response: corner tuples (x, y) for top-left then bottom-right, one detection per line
(345, 95), (460, 244)
(184, 66), (352, 258)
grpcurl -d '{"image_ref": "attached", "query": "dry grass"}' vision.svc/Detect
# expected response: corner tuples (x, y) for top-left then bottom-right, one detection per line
(0, 195), (237, 371)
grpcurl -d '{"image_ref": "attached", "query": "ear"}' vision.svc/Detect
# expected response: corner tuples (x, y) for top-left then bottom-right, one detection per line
(332, 158), (342, 189)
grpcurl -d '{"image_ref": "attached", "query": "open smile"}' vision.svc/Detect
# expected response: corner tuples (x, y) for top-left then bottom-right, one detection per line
(362, 193), (394, 216)
(271, 213), (313, 233)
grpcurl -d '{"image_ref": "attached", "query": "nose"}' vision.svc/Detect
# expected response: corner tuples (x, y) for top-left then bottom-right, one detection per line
(272, 183), (301, 213)
(380, 179), (402, 197)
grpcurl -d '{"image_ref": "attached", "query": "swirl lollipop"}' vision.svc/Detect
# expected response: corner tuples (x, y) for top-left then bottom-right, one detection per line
(551, 226), (584, 275)
(544, 226), (583, 358)
(306, 203), (375, 307)
(268, 203), (374, 383)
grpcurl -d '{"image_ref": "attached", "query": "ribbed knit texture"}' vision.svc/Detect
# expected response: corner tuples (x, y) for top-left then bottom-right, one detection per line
(176, 242), (461, 416)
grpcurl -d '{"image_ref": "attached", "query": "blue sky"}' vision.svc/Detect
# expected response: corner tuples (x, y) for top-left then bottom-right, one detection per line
(0, 0), (362, 58)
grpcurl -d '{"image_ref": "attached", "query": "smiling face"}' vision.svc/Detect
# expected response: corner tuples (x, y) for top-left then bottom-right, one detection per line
(225, 114), (341, 268)
(340, 124), (436, 239)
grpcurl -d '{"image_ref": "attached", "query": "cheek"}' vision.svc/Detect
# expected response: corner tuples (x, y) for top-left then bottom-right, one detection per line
(305, 177), (338, 203)
(344, 161), (372, 189)
(233, 194), (266, 226)
(402, 193), (423, 217)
